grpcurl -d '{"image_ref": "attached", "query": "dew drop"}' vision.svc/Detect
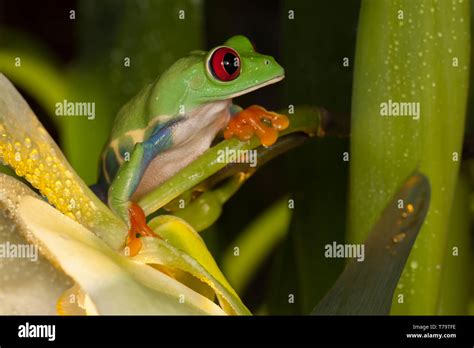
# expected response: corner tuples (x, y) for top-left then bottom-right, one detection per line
(29, 149), (39, 160)
(392, 232), (406, 243)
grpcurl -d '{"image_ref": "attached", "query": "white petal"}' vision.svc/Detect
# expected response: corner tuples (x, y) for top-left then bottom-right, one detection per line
(0, 173), (71, 314)
(18, 195), (225, 315)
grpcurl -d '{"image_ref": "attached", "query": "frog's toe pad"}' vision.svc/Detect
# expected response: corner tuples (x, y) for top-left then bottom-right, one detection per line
(125, 202), (160, 257)
(224, 105), (290, 147)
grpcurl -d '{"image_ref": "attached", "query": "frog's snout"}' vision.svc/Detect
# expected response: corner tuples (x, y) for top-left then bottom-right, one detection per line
(262, 56), (285, 78)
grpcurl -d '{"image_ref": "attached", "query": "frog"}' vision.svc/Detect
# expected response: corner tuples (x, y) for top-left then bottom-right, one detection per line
(92, 35), (289, 254)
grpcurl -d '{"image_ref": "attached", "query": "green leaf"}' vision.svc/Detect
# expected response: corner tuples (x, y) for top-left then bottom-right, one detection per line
(437, 170), (471, 314)
(348, 0), (470, 314)
(313, 172), (430, 315)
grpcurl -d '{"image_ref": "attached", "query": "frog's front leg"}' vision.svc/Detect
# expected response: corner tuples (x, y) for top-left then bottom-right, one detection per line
(224, 105), (290, 147)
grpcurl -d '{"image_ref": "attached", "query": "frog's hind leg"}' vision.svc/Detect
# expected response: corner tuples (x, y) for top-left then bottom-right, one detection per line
(108, 120), (179, 256)
(108, 141), (161, 256)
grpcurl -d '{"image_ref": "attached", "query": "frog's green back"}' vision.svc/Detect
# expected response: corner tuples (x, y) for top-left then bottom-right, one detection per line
(108, 54), (203, 140)
(109, 83), (154, 140)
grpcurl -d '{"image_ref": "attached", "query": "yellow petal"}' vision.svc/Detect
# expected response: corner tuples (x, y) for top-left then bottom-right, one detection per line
(135, 215), (251, 315)
(0, 74), (126, 249)
(56, 283), (98, 315)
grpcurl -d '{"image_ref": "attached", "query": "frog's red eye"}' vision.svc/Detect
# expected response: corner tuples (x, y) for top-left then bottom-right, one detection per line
(209, 47), (241, 82)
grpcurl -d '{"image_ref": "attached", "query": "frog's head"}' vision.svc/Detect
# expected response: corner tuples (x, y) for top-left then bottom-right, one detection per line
(183, 35), (285, 103)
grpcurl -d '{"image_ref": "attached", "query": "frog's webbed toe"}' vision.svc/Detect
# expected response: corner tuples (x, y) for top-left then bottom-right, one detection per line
(224, 105), (289, 147)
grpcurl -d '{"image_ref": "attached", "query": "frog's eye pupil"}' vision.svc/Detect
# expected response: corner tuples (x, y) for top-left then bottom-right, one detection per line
(210, 47), (241, 81)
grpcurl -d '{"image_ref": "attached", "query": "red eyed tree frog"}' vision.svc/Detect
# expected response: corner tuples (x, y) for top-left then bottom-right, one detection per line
(92, 35), (288, 255)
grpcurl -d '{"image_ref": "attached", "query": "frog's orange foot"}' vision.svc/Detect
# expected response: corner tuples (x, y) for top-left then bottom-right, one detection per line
(224, 105), (290, 147)
(126, 202), (160, 257)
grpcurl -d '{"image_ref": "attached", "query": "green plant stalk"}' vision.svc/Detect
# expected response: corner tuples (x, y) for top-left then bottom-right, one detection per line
(170, 131), (308, 231)
(139, 106), (323, 216)
(348, 0), (470, 314)
(221, 196), (292, 293)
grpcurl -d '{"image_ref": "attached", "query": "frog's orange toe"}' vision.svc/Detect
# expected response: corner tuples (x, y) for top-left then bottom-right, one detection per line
(126, 234), (142, 257)
(126, 202), (160, 257)
(224, 105), (289, 147)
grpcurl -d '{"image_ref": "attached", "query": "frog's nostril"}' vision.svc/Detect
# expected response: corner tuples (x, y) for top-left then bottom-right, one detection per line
(264, 59), (270, 65)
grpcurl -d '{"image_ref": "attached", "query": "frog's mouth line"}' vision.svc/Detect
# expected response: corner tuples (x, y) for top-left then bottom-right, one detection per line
(227, 74), (285, 99)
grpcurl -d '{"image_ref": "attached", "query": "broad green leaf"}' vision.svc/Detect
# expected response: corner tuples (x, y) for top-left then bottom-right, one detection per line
(437, 171), (471, 314)
(349, 0), (470, 314)
(313, 172), (430, 315)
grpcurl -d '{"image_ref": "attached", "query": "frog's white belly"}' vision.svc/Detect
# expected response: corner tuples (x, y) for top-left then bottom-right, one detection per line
(131, 100), (231, 200)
